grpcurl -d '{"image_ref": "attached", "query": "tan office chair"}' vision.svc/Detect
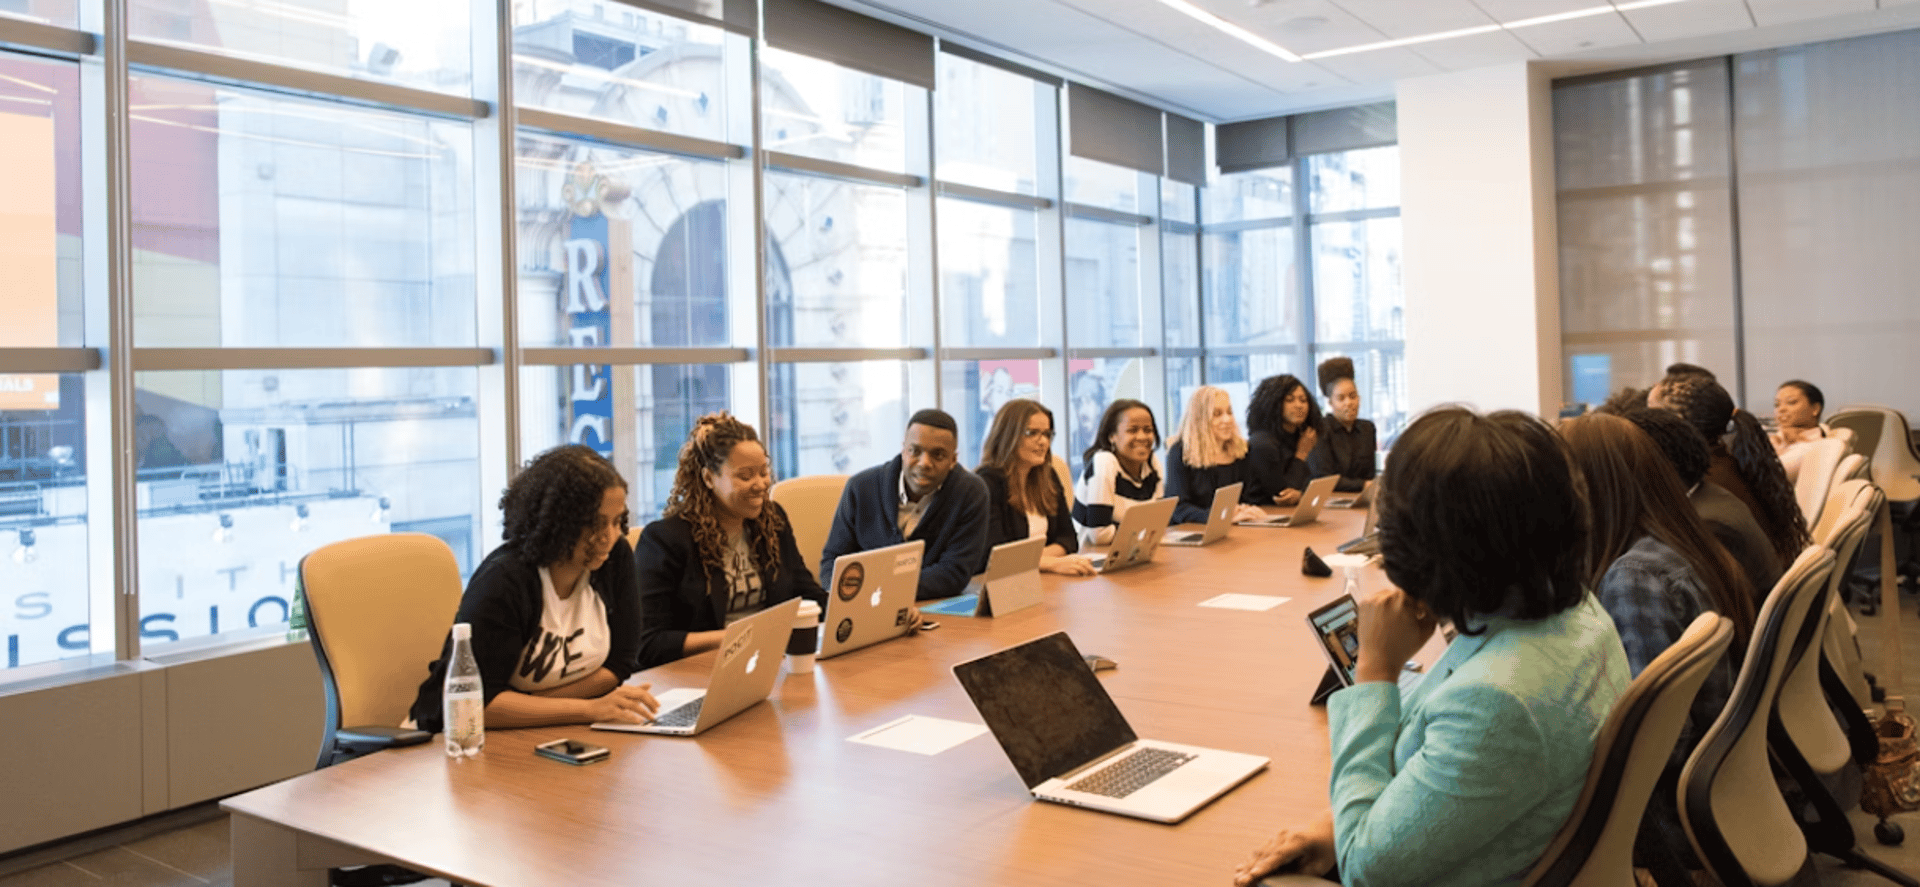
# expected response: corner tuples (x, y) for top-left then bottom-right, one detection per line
(769, 473), (849, 579)
(1521, 613), (1734, 887)
(1678, 547), (1835, 887)
(1052, 453), (1075, 512)
(300, 532), (463, 769)
(1791, 437), (1847, 527)
(1839, 452), (1869, 483)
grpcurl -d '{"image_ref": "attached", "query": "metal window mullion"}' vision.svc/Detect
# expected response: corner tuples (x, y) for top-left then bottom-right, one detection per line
(0, 348), (102, 371)
(750, 22), (773, 442)
(516, 108), (746, 162)
(102, 0), (141, 663)
(0, 17), (95, 56)
(1293, 153), (1316, 382)
(935, 181), (1051, 211)
(921, 81), (943, 415)
(127, 42), (489, 120)
(479, 0), (519, 549)
(1722, 55), (1748, 406)
(520, 347), (753, 365)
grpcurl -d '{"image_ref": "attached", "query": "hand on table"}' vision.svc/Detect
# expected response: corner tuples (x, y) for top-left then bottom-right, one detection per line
(1233, 810), (1336, 885)
(586, 683), (659, 724)
(1353, 587), (1437, 684)
(1233, 504), (1270, 523)
(1273, 489), (1302, 506)
(1041, 554), (1098, 576)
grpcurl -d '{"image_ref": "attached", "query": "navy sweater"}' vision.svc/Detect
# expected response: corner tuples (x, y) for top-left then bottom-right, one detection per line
(817, 456), (990, 601)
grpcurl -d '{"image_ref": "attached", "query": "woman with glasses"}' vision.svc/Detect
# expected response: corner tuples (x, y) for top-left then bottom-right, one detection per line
(633, 412), (828, 669)
(409, 444), (659, 732)
(976, 399), (1095, 576)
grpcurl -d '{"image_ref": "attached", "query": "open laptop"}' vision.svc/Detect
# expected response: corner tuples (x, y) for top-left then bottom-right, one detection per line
(953, 631), (1269, 823)
(923, 536), (1045, 618)
(1236, 475), (1338, 527)
(1162, 482), (1243, 547)
(1337, 497), (1381, 556)
(591, 597), (799, 736)
(819, 540), (925, 659)
(1327, 479), (1374, 510)
(1303, 593), (1430, 704)
(1083, 496), (1178, 573)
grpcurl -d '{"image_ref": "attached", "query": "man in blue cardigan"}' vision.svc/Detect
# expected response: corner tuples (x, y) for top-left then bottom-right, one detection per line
(818, 409), (990, 601)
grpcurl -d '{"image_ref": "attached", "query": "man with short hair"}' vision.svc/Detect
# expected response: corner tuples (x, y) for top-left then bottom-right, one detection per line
(818, 409), (990, 601)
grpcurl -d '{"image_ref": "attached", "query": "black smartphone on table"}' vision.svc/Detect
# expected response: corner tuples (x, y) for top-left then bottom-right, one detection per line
(534, 738), (610, 765)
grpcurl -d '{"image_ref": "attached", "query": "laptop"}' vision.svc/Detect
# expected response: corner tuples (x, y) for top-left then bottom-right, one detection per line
(1303, 593), (1427, 704)
(953, 631), (1269, 823)
(1236, 475), (1338, 527)
(1327, 479), (1374, 510)
(818, 540), (925, 659)
(1337, 497), (1381, 555)
(1083, 497), (1178, 573)
(923, 537), (1045, 618)
(591, 597), (800, 736)
(1162, 482), (1243, 547)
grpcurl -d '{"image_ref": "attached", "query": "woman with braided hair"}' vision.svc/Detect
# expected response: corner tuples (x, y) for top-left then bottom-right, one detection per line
(1651, 374), (1811, 565)
(634, 413), (827, 669)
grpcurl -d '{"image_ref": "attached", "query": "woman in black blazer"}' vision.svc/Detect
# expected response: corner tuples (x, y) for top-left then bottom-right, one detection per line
(974, 398), (1094, 577)
(634, 413), (827, 670)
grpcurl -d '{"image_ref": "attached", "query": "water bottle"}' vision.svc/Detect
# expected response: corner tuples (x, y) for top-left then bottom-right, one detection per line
(443, 623), (485, 758)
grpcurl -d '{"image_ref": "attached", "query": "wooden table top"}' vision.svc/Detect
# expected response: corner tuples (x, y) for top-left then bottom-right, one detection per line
(225, 509), (1390, 887)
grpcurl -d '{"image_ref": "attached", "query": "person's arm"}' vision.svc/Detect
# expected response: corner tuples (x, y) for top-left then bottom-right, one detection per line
(1163, 446), (1212, 525)
(482, 670), (658, 728)
(635, 520), (702, 668)
(817, 475), (865, 587)
(1048, 479), (1079, 554)
(598, 535), (643, 683)
(1073, 452), (1122, 530)
(915, 474), (990, 601)
(1246, 433), (1297, 504)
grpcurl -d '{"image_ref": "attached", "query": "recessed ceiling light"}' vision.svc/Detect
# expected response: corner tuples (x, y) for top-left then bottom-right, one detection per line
(1282, 15), (1329, 32)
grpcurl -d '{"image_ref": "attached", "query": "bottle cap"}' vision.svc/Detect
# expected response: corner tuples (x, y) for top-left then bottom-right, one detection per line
(452, 622), (472, 641)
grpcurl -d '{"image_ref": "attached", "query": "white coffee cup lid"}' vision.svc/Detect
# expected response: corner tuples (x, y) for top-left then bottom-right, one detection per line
(794, 599), (822, 619)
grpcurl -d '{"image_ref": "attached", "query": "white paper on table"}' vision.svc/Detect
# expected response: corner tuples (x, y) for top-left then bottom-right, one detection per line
(1197, 593), (1291, 612)
(1321, 553), (1375, 571)
(847, 715), (989, 755)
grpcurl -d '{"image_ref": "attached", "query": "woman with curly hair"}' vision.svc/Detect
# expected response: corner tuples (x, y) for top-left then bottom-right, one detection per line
(634, 413), (827, 668)
(1652, 374), (1812, 564)
(409, 444), (658, 732)
(1245, 373), (1322, 506)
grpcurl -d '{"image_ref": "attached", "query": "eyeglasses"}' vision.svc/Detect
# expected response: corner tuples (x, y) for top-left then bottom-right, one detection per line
(1021, 428), (1056, 440)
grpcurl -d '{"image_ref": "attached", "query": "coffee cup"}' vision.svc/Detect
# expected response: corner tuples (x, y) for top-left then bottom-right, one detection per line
(786, 599), (822, 673)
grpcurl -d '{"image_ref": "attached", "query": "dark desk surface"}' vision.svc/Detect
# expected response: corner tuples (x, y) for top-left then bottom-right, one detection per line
(225, 509), (1390, 887)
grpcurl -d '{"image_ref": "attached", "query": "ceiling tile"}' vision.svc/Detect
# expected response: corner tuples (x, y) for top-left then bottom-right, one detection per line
(1625, 0), (1755, 42)
(1471, 0), (1602, 24)
(1303, 46), (1446, 83)
(1326, 0), (1495, 38)
(1747, 0), (1876, 27)
(1407, 28), (1541, 70)
(1507, 11), (1645, 55)
(1218, 0), (1394, 55)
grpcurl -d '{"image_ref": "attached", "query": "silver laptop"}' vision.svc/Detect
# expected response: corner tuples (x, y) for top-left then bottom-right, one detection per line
(1162, 482), (1243, 547)
(1304, 593), (1425, 704)
(591, 597), (799, 736)
(922, 537), (1044, 618)
(953, 631), (1269, 823)
(1237, 475), (1338, 527)
(1337, 496), (1381, 555)
(819, 539), (925, 659)
(1083, 496), (1178, 573)
(1327, 479), (1375, 510)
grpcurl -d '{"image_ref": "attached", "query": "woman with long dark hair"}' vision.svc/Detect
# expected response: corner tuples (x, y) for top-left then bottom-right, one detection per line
(977, 399), (1094, 576)
(1653, 374), (1811, 564)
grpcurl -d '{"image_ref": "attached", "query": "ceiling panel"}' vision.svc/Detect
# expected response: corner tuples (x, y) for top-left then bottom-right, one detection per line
(1748, 0), (1876, 26)
(1472, 0), (1602, 24)
(1222, 0), (1393, 55)
(1507, 11), (1646, 55)
(1407, 28), (1541, 70)
(1304, 46), (1446, 83)
(1625, 0), (1755, 41)
(1327, 0), (1495, 38)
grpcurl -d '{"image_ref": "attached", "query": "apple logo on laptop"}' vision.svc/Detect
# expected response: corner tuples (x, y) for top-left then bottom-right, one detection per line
(870, 589), (883, 608)
(745, 651), (759, 673)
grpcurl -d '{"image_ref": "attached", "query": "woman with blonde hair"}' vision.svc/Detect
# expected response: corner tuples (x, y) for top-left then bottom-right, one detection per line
(634, 413), (827, 668)
(1165, 386), (1268, 525)
(977, 399), (1096, 576)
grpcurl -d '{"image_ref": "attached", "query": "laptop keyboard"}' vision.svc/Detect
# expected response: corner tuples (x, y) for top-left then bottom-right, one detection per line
(1066, 747), (1196, 799)
(651, 697), (704, 728)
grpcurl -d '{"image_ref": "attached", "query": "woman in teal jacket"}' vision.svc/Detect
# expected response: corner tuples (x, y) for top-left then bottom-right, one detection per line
(1235, 408), (1629, 887)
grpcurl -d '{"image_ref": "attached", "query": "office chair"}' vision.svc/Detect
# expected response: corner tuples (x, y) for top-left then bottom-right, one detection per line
(300, 532), (462, 769)
(1679, 547), (1836, 887)
(769, 473), (849, 577)
(1828, 406), (1920, 610)
(1791, 437), (1848, 528)
(1522, 613), (1734, 887)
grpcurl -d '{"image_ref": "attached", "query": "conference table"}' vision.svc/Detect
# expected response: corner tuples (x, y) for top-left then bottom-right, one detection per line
(225, 507), (1404, 887)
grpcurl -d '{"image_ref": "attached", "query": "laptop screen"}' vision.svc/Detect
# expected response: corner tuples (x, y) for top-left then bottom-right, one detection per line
(953, 632), (1137, 789)
(1306, 596), (1363, 686)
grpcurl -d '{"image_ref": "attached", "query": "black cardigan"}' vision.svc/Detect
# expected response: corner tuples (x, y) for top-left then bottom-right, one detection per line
(1164, 441), (1258, 525)
(408, 536), (642, 733)
(1246, 428), (1311, 503)
(975, 464), (1078, 556)
(1307, 418), (1378, 494)
(633, 503), (828, 670)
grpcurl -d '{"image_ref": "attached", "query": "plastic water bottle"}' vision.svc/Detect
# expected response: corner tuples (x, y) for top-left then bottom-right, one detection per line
(1343, 564), (1362, 601)
(443, 623), (485, 758)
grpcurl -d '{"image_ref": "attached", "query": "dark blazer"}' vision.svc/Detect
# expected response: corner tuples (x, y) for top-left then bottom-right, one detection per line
(409, 537), (642, 733)
(976, 464), (1077, 556)
(1691, 480), (1783, 604)
(633, 502), (827, 670)
(1246, 428), (1311, 503)
(817, 456), (991, 601)
(1164, 441), (1258, 525)
(1308, 417), (1378, 494)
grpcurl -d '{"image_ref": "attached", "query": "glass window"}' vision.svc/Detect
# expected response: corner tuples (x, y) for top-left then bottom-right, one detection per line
(1064, 218), (1142, 349)
(1311, 216), (1402, 345)
(769, 361), (907, 479)
(934, 54), (1040, 195)
(1162, 183), (1201, 350)
(1065, 356), (1151, 477)
(1204, 224), (1298, 348)
(133, 368), (481, 657)
(129, 79), (477, 348)
(938, 197), (1039, 348)
(1064, 156), (1144, 214)
(942, 358), (1042, 467)
(761, 48), (909, 174)
(516, 133), (733, 348)
(764, 171), (910, 348)
(129, 0), (473, 97)
(1205, 167), (1293, 222)
(0, 53), (82, 345)
(1163, 356), (1202, 435)
(512, 3), (733, 143)
(1, 374), (87, 671)
(5, 1), (76, 29)
(1205, 353), (1297, 406)
(1308, 145), (1399, 213)
(519, 363), (736, 524)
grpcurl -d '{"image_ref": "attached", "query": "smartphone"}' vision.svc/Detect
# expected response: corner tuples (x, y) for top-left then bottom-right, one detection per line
(534, 738), (610, 766)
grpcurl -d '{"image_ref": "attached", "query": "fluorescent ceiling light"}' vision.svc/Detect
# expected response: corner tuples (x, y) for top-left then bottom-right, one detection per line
(1301, 0), (1695, 61)
(1151, 0), (1303, 62)
(1303, 24), (1501, 59)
